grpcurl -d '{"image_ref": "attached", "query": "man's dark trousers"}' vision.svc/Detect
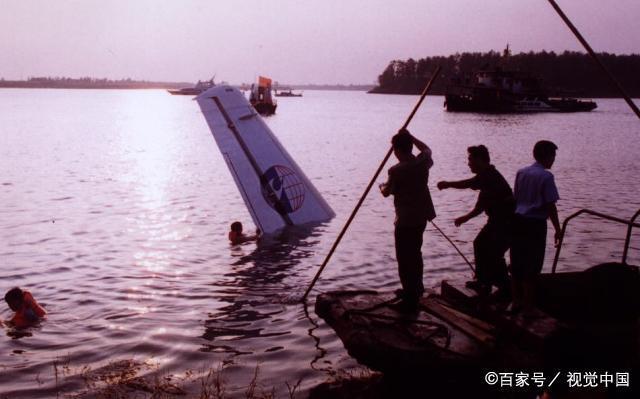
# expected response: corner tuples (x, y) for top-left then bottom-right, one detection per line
(394, 221), (427, 304)
(473, 221), (510, 291)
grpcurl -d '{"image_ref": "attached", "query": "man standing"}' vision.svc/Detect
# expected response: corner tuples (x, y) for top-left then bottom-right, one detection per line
(380, 129), (436, 311)
(437, 145), (514, 297)
(510, 140), (561, 313)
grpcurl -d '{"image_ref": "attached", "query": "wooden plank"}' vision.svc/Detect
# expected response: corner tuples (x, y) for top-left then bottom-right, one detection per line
(440, 280), (480, 310)
(431, 297), (496, 333)
(491, 308), (566, 351)
(424, 299), (495, 345)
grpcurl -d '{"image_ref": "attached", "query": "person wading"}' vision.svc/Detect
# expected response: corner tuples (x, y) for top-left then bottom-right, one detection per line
(379, 129), (436, 312)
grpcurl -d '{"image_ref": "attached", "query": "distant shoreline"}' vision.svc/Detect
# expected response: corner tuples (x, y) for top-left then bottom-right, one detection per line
(367, 89), (633, 99)
(0, 80), (189, 90)
(0, 79), (375, 92)
(0, 83), (633, 98)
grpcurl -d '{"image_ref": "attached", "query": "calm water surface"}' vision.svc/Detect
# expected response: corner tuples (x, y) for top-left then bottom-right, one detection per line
(1, 89), (639, 397)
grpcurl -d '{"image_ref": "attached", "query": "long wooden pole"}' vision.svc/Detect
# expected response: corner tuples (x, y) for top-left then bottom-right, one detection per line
(546, 0), (640, 119)
(302, 66), (442, 302)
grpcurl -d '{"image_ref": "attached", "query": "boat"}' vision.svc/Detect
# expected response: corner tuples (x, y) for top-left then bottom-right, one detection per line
(167, 78), (215, 96)
(275, 88), (303, 97)
(316, 208), (640, 373)
(316, 290), (494, 372)
(445, 68), (597, 113)
(249, 76), (277, 115)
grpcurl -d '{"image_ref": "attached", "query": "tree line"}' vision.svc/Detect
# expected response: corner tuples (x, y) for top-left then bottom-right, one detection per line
(0, 76), (190, 89)
(370, 50), (640, 97)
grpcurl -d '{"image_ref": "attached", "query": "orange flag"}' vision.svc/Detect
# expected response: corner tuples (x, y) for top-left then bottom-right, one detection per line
(258, 76), (272, 88)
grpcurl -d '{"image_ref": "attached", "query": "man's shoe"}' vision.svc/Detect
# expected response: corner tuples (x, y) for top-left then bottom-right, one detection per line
(491, 288), (511, 302)
(389, 300), (420, 314)
(505, 302), (522, 314)
(465, 280), (482, 289)
(465, 280), (491, 296)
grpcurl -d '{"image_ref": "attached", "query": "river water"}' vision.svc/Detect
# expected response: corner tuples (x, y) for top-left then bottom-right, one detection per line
(1, 89), (639, 397)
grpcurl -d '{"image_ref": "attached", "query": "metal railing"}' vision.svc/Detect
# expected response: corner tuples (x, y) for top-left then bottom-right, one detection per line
(552, 208), (640, 273)
(623, 209), (640, 265)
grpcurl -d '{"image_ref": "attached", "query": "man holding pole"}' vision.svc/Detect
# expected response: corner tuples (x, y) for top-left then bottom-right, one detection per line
(437, 145), (514, 298)
(380, 129), (436, 311)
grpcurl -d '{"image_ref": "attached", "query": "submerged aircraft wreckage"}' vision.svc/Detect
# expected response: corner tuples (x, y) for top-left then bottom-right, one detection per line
(197, 85), (335, 234)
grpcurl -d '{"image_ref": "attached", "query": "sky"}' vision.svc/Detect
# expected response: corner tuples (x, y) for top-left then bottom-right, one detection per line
(1, 0), (639, 84)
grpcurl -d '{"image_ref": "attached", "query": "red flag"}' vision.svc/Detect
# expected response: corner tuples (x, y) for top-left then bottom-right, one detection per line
(258, 76), (272, 88)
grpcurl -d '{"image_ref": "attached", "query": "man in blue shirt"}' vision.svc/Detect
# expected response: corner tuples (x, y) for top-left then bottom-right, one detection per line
(510, 140), (561, 313)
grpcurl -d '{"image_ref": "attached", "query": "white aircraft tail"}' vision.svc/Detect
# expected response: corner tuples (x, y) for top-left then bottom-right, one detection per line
(196, 85), (335, 233)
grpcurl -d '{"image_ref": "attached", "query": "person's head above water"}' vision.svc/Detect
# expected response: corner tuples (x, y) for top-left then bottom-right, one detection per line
(230, 221), (243, 233)
(533, 140), (558, 169)
(467, 145), (490, 174)
(5, 287), (24, 312)
(228, 221), (261, 245)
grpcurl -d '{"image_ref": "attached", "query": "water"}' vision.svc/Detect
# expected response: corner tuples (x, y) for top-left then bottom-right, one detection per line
(1, 89), (639, 397)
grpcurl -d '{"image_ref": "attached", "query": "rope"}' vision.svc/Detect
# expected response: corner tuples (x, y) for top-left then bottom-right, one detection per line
(345, 308), (452, 348)
(430, 221), (476, 274)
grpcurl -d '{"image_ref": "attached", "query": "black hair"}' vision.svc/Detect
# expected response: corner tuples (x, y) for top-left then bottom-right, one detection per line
(230, 221), (242, 232)
(467, 145), (490, 163)
(391, 133), (412, 153)
(533, 140), (558, 162)
(5, 287), (23, 305)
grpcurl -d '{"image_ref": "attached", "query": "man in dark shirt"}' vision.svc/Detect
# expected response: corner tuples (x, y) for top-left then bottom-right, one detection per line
(437, 145), (514, 296)
(380, 129), (436, 310)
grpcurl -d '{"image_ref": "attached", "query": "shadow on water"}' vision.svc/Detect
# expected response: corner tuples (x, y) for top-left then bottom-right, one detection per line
(199, 223), (329, 368)
(4, 326), (35, 340)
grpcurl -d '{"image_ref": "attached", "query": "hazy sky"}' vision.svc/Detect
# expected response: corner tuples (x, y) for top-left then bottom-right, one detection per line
(2, 0), (639, 84)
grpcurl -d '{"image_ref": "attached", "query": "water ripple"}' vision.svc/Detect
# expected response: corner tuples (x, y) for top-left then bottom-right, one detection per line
(1, 92), (638, 397)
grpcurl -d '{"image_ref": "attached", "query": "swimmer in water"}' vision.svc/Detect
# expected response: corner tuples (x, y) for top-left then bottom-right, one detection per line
(228, 221), (261, 245)
(4, 287), (47, 328)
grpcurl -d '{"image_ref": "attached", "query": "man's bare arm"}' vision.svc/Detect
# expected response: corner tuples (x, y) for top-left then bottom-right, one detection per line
(455, 206), (483, 227)
(438, 178), (475, 190)
(399, 128), (431, 155)
(379, 181), (392, 197)
(547, 202), (561, 246)
(410, 134), (431, 155)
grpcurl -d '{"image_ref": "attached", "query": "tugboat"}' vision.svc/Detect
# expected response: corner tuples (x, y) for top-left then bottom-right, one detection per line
(445, 68), (597, 113)
(167, 78), (215, 96)
(249, 76), (277, 115)
(275, 88), (303, 97)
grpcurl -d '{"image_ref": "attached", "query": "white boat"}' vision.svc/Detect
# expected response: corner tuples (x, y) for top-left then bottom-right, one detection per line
(168, 78), (215, 96)
(514, 98), (557, 112)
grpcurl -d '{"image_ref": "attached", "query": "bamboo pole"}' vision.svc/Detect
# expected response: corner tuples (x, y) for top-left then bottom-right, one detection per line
(302, 66), (442, 302)
(546, 0), (640, 119)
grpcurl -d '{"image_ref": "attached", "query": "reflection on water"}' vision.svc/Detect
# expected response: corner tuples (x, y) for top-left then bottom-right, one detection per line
(0, 89), (639, 397)
(202, 227), (318, 357)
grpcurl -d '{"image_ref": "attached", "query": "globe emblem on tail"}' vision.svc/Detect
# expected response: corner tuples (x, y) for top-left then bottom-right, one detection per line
(260, 165), (306, 214)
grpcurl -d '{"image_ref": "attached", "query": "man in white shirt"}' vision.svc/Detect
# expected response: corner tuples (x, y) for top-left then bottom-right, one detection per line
(510, 140), (561, 314)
